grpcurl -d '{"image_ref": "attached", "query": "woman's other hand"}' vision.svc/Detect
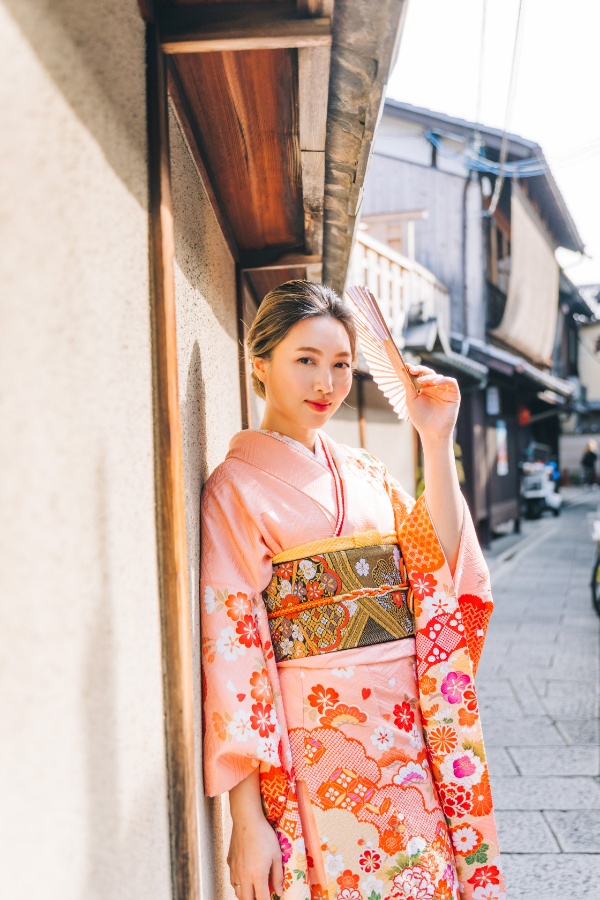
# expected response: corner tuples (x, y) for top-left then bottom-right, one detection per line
(228, 769), (284, 900)
(402, 363), (460, 443)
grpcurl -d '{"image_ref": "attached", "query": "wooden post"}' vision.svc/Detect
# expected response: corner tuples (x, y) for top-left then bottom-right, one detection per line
(146, 16), (200, 900)
(357, 375), (367, 450)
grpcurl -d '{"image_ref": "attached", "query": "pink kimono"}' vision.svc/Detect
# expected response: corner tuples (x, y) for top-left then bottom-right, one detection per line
(201, 430), (504, 900)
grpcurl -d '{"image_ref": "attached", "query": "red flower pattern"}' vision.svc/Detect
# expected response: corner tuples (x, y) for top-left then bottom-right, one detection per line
(235, 614), (260, 648)
(393, 701), (415, 732)
(249, 702), (275, 738)
(467, 865), (501, 888)
(307, 684), (339, 712)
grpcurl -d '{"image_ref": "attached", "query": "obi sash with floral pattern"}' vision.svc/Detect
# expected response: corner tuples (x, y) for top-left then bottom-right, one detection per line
(263, 531), (415, 662)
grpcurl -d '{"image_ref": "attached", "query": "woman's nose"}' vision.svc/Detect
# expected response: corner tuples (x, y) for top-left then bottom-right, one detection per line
(314, 368), (333, 393)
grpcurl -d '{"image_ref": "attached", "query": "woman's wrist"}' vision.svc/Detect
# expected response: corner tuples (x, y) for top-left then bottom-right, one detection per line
(419, 432), (454, 453)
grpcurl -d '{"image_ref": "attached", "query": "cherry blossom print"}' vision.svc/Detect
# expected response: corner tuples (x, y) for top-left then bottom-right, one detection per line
(412, 572), (437, 600)
(406, 836), (427, 856)
(298, 559), (317, 581)
(212, 711), (227, 741)
(224, 591), (252, 621)
(472, 887), (505, 900)
(423, 590), (453, 617)
(227, 710), (252, 743)
(310, 886), (327, 900)
(279, 579), (292, 599)
(215, 626), (246, 660)
(325, 852), (345, 877)
(392, 866), (435, 899)
(308, 684), (339, 713)
(355, 557), (370, 576)
(336, 870), (360, 891)
(392, 761), (428, 786)
(436, 880), (455, 900)
(393, 700), (415, 732)
(203, 585), (216, 614)
(450, 824), (483, 856)
(420, 674), (437, 695)
(249, 668), (273, 703)
(277, 831), (292, 864)
(458, 707), (478, 727)
(336, 890), (361, 900)
(306, 580), (325, 601)
(380, 829), (406, 855)
(331, 666), (356, 679)
(250, 702), (276, 738)
(361, 873), (384, 896)
(358, 848), (382, 872)
(235, 614), (260, 648)
(441, 749), (485, 789)
(470, 781), (494, 817)
(467, 865), (501, 889)
(276, 561), (294, 580)
(428, 725), (458, 756)
(257, 735), (280, 766)
(409, 724), (424, 749)
(370, 725), (395, 751)
(441, 671), (471, 704)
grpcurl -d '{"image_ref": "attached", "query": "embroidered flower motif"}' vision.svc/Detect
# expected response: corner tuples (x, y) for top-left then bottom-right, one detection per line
(392, 761), (428, 786)
(380, 829), (405, 855)
(463, 686), (478, 712)
(306, 580), (325, 601)
(250, 702), (276, 738)
(370, 725), (395, 751)
(279, 579), (292, 599)
(324, 852), (345, 876)
(308, 684), (339, 713)
(257, 735), (279, 766)
(355, 557), (370, 576)
(298, 559), (317, 581)
(276, 561), (293, 580)
(420, 674), (437, 695)
(225, 591), (252, 621)
(406, 836), (427, 856)
(212, 711), (227, 741)
(467, 866), (501, 889)
(227, 710), (252, 743)
(320, 703), (368, 727)
(331, 666), (356, 679)
(470, 780), (493, 817)
(336, 890), (361, 900)
(203, 585), (216, 613)
(236, 614), (260, 648)
(216, 626), (245, 660)
(423, 590), (453, 616)
(458, 707), (478, 727)
(361, 873), (384, 896)
(290, 623), (304, 641)
(428, 725), (458, 756)
(472, 887), (505, 900)
(249, 668), (273, 703)
(438, 783), (473, 819)
(412, 572), (436, 600)
(358, 848), (382, 872)
(441, 749), (485, 789)
(441, 671), (471, 704)
(321, 571), (339, 594)
(393, 700), (415, 732)
(278, 639), (294, 656)
(336, 870), (360, 891)
(409, 724), (424, 749)
(392, 866), (435, 899)
(277, 831), (292, 864)
(450, 824), (483, 856)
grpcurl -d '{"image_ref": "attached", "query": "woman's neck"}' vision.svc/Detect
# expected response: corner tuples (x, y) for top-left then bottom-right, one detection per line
(259, 412), (317, 452)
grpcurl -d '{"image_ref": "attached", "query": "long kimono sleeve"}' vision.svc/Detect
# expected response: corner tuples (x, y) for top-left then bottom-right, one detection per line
(200, 473), (288, 800)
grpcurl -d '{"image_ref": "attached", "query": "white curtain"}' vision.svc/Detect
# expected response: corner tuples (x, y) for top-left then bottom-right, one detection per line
(491, 181), (559, 366)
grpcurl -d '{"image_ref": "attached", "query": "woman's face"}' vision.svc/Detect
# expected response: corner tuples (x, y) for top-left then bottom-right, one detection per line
(254, 316), (354, 443)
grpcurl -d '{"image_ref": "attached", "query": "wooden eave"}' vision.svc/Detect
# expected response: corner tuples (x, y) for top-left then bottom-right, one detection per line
(156, 0), (409, 296)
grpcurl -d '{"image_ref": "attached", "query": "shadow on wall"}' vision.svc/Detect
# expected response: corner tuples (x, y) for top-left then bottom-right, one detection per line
(6, 0), (148, 208)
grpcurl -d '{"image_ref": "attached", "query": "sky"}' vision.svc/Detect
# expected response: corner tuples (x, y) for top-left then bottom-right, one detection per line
(386, 0), (600, 286)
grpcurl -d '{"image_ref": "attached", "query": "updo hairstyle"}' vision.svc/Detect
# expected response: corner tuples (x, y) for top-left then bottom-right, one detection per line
(246, 280), (357, 399)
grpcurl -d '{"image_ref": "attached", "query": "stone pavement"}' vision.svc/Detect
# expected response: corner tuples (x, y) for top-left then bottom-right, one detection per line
(479, 491), (600, 899)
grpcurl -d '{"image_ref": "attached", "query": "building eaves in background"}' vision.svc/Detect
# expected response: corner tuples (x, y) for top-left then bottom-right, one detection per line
(462, 337), (575, 400)
(383, 99), (585, 255)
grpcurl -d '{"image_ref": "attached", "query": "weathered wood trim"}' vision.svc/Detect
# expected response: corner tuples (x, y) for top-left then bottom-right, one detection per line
(146, 19), (200, 900)
(167, 59), (240, 263)
(236, 267), (252, 431)
(301, 150), (326, 255)
(241, 252), (322, 272)
(160, 3), (331, 54)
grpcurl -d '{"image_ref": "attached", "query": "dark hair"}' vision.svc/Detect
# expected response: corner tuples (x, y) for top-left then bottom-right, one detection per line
(246, 280), (356, 398)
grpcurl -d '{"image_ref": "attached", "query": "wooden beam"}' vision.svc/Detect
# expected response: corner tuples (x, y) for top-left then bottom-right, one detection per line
(160, 3), (331, 54)
(241, 252), (322, 272)
(301, 150), (325, 255)
(167, 59), (240, 262)
(146, 18), (200, 900)
(298, 46), (330, 152)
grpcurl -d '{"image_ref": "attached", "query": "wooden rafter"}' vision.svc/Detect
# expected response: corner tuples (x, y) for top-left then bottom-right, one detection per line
(159, 2), (331, 54)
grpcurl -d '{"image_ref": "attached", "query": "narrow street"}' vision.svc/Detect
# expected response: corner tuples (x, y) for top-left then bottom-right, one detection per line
(479, 492), (600, 898)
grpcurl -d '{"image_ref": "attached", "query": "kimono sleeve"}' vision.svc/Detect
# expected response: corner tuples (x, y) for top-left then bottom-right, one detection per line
(200, 473), (283, 797)
(385, 473), (493, 676)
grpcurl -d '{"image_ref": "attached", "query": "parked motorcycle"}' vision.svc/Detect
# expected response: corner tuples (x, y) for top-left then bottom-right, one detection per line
(520, 443), (562, 520)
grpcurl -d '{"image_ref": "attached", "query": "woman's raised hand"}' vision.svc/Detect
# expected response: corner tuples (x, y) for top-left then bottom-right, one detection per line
(228, 769), (284, 900)
(400, 362), (460, 443)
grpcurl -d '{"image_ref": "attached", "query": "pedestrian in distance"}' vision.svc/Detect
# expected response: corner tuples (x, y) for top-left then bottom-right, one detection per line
(200, 281), (504, 900)
(581, 439), (598, 488)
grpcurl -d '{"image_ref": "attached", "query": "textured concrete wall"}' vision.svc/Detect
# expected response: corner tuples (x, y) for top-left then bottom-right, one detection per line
(169, 104), (240, 900)
(0, 3), (171, 898)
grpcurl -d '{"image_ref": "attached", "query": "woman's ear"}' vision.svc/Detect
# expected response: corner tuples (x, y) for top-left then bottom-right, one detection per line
(252, 356), (267, 385)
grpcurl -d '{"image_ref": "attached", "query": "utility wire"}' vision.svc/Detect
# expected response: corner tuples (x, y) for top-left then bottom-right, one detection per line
(487, 0), (527, 215)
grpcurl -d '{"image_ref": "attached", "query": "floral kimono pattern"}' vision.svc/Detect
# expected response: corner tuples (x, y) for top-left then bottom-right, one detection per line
(201, 431), (504, 900)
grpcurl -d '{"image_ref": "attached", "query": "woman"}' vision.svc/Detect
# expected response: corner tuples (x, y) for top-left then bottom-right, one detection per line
(201, 282), (503, 900)
(581, 440), (598, 487)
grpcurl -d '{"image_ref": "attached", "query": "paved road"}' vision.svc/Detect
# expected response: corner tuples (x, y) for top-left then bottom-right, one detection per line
(479, 491), (600, 899)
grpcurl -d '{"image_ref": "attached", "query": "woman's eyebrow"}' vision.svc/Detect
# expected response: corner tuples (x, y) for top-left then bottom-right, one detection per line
(296, 346), (351, 357)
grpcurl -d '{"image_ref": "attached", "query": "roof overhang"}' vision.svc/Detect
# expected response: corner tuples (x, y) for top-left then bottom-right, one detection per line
(154, 1), (408, 297)
(461, 337), (575, 400)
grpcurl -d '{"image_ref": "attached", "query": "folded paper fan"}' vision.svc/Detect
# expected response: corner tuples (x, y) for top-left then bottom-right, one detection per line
(345, 285), (421, 421)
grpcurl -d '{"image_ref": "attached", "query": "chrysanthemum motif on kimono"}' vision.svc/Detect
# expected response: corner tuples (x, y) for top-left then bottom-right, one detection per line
(200, 431), (504, 900)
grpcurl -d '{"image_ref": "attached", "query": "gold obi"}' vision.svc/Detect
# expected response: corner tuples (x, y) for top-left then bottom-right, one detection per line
(263, 530), (415, 663)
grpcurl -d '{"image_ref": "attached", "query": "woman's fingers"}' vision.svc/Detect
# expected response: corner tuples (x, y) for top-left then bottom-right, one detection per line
(270, 853), (285, 898)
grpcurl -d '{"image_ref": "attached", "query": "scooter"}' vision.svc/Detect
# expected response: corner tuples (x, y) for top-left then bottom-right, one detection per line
(520, 443), (562, 520)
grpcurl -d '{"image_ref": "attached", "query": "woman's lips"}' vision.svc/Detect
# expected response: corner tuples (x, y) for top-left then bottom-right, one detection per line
(306, 400), (331, 412)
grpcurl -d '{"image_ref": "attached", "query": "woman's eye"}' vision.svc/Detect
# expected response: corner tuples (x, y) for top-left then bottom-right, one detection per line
(298, 357), (313, 365)
(335, 362), (350, 369)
